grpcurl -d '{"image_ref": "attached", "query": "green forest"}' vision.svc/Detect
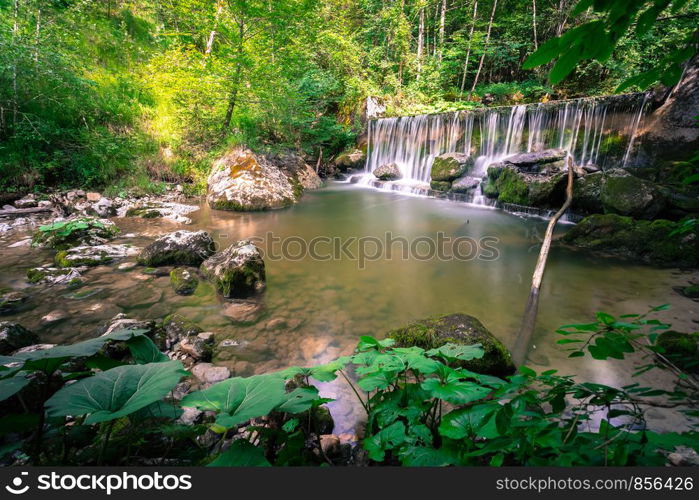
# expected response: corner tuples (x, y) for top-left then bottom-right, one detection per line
(1, 0), (698, 470)
(1, 0), (696, 191)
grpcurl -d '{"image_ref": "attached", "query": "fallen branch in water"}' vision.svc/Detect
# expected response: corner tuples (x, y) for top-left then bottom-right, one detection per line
(511, 156), (575, 365)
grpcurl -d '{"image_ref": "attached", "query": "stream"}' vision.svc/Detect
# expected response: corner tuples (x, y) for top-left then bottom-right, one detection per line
(1, 182), (697, 434)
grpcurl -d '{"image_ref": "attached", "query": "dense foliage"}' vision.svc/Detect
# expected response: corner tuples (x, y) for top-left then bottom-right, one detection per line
(1, 308), (696, 466)
(1, 0), (696, 190)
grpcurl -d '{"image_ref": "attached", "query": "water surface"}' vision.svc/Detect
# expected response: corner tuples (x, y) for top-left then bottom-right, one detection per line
(1, 183), (696, 433)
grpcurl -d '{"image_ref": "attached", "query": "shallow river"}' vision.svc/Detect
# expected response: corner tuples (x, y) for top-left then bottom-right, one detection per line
(1, 183), (697, 433)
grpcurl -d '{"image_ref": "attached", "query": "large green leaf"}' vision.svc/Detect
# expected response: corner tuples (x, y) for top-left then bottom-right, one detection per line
(180, 374), (287, 429)
(7, 329), (150, 374)
(421, 378), (491, 405)
(439, 403), (500, 440)
(45, 360), (186, 424)
(276, 386), (327, 414)
(363, 421), (407, 462)
(0, 373), (31, 402)
(208, 440), (271, 467)
(126, 335), (168, 364)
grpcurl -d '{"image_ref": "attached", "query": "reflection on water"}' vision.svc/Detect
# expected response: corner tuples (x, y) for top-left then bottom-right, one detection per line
(0, 183), (697, 433)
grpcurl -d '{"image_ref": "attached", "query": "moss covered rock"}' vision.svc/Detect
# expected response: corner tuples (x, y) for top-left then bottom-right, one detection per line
(387, 313), (515, 376)
(600, 170), (665, 219)
(32, 217), (119, 249)
(200, 239), (266, 298)
(170, 267), (199, 295)
(655, 331), (698, 373)
(138, 230), (215, 267)
(573, 171), (605, 214)
(26, 266), (83, 287)
(335, 148), (366, 171)
(55, 244), (138, 267)
(562, 214), (699, 267)
(431, 153), (473, 182)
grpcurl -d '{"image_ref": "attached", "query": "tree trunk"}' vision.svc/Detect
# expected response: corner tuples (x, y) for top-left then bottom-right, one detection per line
(468, 0), (497, 98)
(12, 0), (20, 127)
(532, 0), (538, 50)
(205, 1), (224, 55)
(438, 0), (446, 62)
(417, 8), (425, 79)
(222, 19), (245, 130)
(511, 157), (575, 365)
(460, 0), (478, 95)
(34, 3), (41, 63)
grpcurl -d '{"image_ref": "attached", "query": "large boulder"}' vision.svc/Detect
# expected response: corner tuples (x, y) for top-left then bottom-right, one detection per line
(373, 163), (402, 180)
(431, 153), (474, 181)
(200, 240), (266, 298)
(600, 169), (665, 219)
(0, 322), (38, 355)
(562, 214), (699, 267)
(335, 148), (366, 171)
(138, 230), (215, 267)
(484, 161), (567, 208)
(207, 148), (298, 211)
(573, 171), (605, 214)
(387, 313), (515, 377)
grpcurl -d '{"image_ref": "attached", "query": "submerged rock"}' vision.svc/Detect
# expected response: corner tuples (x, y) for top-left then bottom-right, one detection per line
(221, 299), (265, 323)
(373, 163), (402, 180)
(0, 289), (28, 315)
(431, 153), (473, 181)
(387, 313), (515, 376)
(200, 240), (266, 298)
(562, 213), (699, 267)
(207, 148), (298, 211)
(0, 322), (39, 355)
(170, 332), (214, 367)
(55, 244), (138, 267)
(191, 362), (231, 385)
(138, 230), (215, 267)
(170, 268), (199, 295)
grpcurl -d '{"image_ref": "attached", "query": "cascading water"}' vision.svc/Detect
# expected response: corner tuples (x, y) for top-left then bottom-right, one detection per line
(359, 93), (651, 208)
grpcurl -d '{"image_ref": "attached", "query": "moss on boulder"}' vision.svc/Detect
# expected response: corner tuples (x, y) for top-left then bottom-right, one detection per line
(373, 163), (402, 180)
(562, 214), (699, 267)
(200, 240), (266, 298)
(682, 284), (699, 299)
(431, 153), (473, 182)
(387, 313), (515, 376)
(138, 230), (215, 267)
(335, 148), (366, 171)
(600, 170), (665, 219)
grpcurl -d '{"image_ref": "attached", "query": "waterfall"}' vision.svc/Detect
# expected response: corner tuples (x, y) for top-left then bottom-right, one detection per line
(363, 93), (650, 189)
